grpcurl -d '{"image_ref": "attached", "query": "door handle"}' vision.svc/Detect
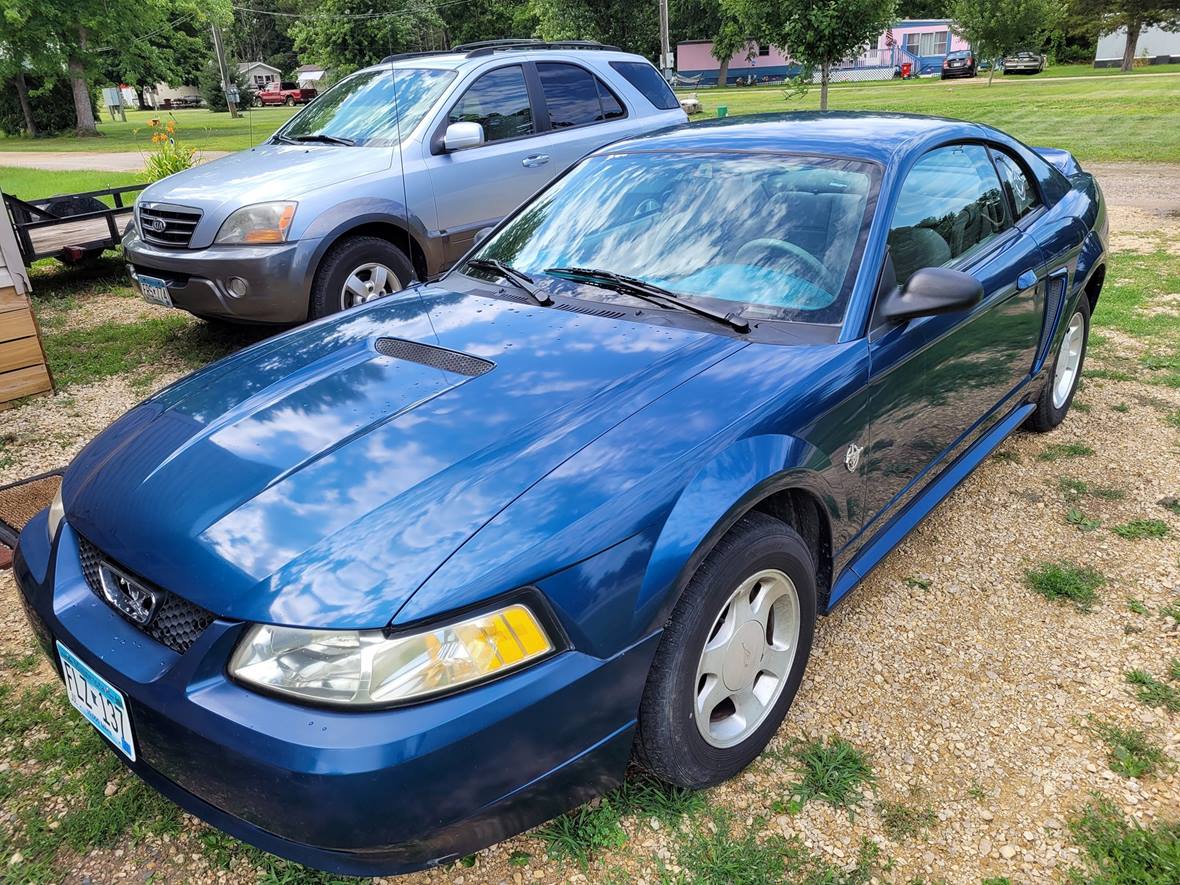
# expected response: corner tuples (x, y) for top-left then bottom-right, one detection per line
(1017, 269), (1038, 290)
(521, 154), (550, 168)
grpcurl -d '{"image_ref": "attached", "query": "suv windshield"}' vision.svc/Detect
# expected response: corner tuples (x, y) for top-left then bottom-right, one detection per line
(276, 67), (456, 148)
(471, 152), (878, 324)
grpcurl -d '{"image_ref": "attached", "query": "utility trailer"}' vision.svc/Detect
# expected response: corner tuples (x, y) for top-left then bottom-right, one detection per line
(4, 183), (146, 265)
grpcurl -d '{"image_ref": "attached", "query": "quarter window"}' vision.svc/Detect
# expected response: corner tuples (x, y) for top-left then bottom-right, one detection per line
(992, 150), (1040, 219)
(449, 65), (533, 143)
(609, 60), (680, 110)
(537, 63), (625, 128)
(888, 144), (1011, 284)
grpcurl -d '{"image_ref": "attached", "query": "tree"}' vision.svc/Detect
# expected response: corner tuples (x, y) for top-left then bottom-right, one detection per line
(198, 58), (253, 110)
(531, 0), (661, 59)
(950, 0), (1062, 82)
(1069, 0), (1180, 71)
(289, 0), (443, 77)
(724, 0), (896, 109)
(711, 21), (753, 86)
(439, 0), (539, 47)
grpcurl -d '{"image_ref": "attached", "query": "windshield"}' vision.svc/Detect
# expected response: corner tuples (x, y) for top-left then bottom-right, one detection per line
(472, 152), (878, 323)
(276, 67), (456, 148)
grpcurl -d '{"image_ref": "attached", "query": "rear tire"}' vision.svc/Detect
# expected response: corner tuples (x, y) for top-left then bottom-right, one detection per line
(635, 512), (816, 789)
(308, 235), (415, 320)
(1027, 296), (1090, 432)
(284, 95), (295, 106)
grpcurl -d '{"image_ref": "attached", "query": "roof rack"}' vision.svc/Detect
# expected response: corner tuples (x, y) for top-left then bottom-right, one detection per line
(380, 39), (621, 65)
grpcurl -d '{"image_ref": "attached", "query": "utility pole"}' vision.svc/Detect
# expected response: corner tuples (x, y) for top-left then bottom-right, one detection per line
(210, 22), (241, 118)
(658, 0), (672, 79)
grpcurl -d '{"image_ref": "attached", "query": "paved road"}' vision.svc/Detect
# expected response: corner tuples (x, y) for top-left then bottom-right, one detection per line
(0, 150), (231, 172)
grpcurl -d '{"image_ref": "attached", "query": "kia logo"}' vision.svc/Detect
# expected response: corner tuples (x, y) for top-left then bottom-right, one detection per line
(145, 217), (167, 233)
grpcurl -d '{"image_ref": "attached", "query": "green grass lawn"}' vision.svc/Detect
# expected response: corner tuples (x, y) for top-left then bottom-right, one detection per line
(0, 167), (144, 202)
(681, 68), (1180, 163)
(0, 106), (298, 155)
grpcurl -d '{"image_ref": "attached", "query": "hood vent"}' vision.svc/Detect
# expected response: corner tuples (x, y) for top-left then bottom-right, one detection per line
(555, 303), (626, 319)
(374, 338), (494, 377)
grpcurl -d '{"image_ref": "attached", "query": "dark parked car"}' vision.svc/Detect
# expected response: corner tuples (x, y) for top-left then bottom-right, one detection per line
(1003, 51), (1047, 74)
(941, 49), (977, 78)
(18, 113), (1107, 875)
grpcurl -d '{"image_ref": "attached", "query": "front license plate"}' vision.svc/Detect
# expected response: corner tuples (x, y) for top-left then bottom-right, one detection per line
(57, 641), (136, 761)
(137, 274), (173, 309)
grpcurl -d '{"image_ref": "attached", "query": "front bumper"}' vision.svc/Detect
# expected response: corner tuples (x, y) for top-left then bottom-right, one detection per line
(123, 230), (322, 325)
(14, 514), (652, 875)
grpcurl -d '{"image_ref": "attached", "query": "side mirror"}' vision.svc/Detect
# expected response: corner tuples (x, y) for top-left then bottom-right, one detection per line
(473, 226), (494, 246)
(443, 121), (484, 152)
(878, 266), (983, 322)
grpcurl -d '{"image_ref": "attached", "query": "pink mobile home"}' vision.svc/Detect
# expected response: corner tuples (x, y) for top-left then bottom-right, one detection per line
(676, 19), (971, 84)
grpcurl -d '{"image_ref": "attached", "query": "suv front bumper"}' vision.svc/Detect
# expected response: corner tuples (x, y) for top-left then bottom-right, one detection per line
(123, 230), (322, 325)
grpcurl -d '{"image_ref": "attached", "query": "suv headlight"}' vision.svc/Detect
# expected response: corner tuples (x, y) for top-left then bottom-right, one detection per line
(229, 603), (554, 706)
(215, 202), (297, 244)
(47, 484), (65, 541)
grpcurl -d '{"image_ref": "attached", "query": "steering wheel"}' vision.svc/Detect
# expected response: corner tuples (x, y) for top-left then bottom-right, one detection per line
(735, 238), (829, 288)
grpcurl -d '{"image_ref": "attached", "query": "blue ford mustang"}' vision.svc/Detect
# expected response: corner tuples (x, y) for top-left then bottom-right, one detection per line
(16, 113), (1106, 875)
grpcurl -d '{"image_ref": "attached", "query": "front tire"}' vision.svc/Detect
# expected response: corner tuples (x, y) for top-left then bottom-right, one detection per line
(308, 235), (415, 320)
(635, 512), (817, 789)
(1028, 296), (1090, 432)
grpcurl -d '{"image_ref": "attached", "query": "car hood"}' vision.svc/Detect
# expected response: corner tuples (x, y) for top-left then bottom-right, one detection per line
(140, 143), (394, 216)
(63, 288), (744, 628)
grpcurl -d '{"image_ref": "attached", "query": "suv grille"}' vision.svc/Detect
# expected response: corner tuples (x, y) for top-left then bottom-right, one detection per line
(77, 536), (215, 654)
(138, 203), (202, 248)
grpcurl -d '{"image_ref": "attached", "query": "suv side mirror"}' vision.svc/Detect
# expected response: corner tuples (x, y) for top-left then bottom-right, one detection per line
(443, 121), (485, 152)
(878, 266), (983, 322)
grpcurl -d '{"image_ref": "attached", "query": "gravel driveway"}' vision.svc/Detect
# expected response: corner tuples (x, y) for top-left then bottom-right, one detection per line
(1, 163), (1178, 884)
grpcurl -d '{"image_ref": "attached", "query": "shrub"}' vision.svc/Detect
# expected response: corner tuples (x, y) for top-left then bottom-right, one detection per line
(0, 76), (92, 137)
(140, 117), (196, 181)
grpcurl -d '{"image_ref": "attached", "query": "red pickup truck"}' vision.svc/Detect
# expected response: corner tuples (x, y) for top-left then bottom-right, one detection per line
(254, 82), (317, 107)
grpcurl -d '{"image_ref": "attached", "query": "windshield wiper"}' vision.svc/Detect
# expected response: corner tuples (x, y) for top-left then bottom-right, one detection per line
(272, 133), (296, 144)
(291, 134), (355, 146)
(466, 258), (553, 306)
(546, 266), (749, 333)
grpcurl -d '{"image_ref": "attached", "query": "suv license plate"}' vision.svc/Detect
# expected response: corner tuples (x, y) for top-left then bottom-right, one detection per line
(137, 274), (173, 308)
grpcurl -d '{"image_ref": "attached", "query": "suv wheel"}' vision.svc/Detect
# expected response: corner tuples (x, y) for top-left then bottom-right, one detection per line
(635, 512), (816, 788)
(309, 236), (415, 320)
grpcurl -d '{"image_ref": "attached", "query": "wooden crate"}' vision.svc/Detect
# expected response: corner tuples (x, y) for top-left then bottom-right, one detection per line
(1, 194), (53, 408)
(0, 281), (52, 407)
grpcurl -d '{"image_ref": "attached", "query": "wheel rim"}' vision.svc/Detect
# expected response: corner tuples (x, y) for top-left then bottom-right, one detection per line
(693, 568), (801, 749)
(1052, 310), (1085, 409)
(341, 262), (401, 310)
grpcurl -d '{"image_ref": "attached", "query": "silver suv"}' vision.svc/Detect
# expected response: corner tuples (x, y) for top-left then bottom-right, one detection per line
(123, 40), (687, 324)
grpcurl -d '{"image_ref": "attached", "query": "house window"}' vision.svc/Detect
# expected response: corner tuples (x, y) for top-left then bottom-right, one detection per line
(757, 45), (770, 57)
(905, 32), (946, 56)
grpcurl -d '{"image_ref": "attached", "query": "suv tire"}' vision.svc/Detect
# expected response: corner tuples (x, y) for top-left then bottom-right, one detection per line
(309, 235), (415, 320)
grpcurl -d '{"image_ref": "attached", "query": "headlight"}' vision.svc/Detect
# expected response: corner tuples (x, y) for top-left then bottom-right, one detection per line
(47, 484), (65, 541)
(229, 603), (554, 706)
(215, 202), (297, 244)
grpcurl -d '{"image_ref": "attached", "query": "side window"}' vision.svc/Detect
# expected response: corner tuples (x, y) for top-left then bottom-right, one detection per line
(609, 60), (680, 110)
(991, 149), (1041, 220)
(888, 144), (1011, 285)
(537, 63), (625, 128)
(449, 66), (533, 143)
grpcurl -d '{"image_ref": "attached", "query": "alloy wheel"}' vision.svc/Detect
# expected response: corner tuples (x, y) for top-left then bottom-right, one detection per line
(693, 568), (801, 748)
(1052, 310), (1085, 409)
(341, 262), (401, 310)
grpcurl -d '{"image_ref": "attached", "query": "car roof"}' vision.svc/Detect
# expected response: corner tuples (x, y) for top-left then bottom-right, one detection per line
(364, 46), (650, 75)
(595, 112), (989, 165)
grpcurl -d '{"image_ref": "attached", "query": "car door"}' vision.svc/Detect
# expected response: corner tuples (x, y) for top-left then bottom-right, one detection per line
(529, 61), (635, 174)
(862, 143), (1044, 525)
(425, 64), (553, 267)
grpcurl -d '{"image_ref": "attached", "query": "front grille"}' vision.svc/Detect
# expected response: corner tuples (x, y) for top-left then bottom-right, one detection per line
(374, 338), (494, 377)
(138, 203), (202, 248)
(77, 536), (215, 654)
